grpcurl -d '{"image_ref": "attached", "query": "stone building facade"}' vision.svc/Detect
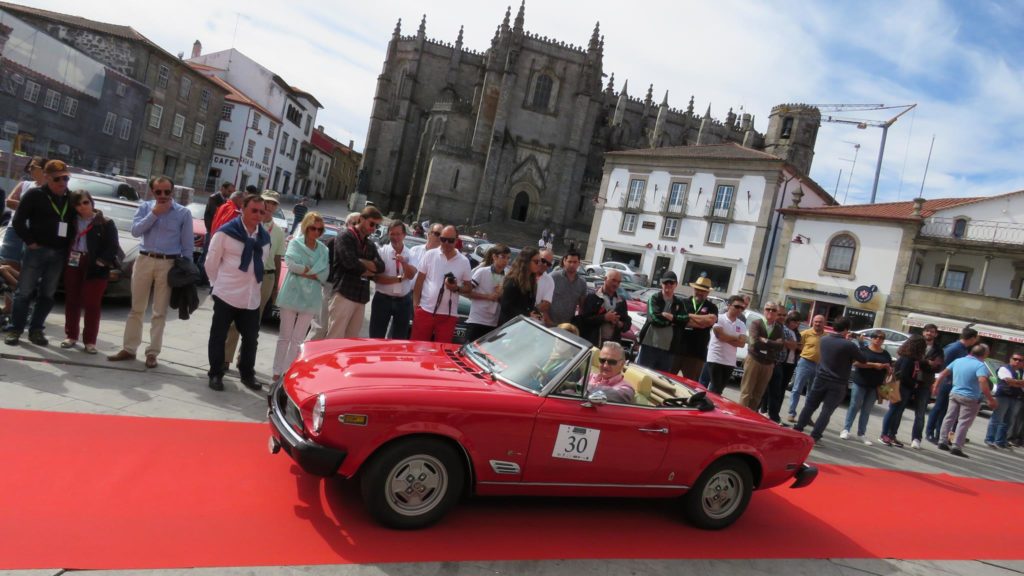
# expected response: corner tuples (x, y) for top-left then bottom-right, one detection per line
(0, 2), (227, 190)
(359, 5), (820, 250)
(312, 127), (361, 203)
(0, 9), (147, 174)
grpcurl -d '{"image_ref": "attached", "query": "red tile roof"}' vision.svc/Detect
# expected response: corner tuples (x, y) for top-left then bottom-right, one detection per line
(311, 129), (354, 156)
(192, 71), (280, 123)
(780, 197), (986, 222)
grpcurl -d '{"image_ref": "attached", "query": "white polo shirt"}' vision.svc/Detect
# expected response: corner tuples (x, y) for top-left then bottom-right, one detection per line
(377, 241), (418, 297)
(418, 248), (472, 316)
(535, 271), (554, 306)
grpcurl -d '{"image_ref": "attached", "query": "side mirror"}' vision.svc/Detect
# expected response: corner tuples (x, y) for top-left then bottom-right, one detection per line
(583, 390), (608, 407)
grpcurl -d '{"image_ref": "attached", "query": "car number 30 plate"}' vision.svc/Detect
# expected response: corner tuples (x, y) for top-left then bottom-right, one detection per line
(552, 424), (600, 462)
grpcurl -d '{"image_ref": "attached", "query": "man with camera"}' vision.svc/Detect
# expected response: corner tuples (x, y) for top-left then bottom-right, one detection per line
(411, 225), (472, 343)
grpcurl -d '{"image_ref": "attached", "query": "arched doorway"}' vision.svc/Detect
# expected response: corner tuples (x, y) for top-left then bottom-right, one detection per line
(512, 191), (530, 222)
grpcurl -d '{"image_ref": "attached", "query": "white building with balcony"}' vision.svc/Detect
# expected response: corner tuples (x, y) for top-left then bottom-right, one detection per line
(770, 191), (1024, 357)
(187, 47), (322, 197)
(586, 143), (834, 298)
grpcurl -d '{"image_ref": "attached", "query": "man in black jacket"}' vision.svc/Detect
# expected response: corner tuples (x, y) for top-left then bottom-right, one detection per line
(5, 160), (73, 346)
(577, 269), (631, 349)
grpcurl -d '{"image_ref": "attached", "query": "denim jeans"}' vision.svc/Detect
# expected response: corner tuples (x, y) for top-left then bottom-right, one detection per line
(787, 358), (818, 417)
(985, 396), (1022, 446)
(368, 291), (413, 339)
(926, 380), (953, 439)
(844, 384), (878, 436)
(10, 245), (64, 332)
(795, 376), (847, 440)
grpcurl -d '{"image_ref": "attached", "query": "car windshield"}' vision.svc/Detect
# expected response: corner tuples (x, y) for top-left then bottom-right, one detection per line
(464, 318), (588, 392)
(94, 201), (139, 232)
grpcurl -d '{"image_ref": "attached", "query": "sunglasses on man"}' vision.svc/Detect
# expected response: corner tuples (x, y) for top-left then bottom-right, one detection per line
(152, 188), (173, 196)
(51, 175), (70, 182)
(598, 357), (619, 365)
(439, 237), (457, 244)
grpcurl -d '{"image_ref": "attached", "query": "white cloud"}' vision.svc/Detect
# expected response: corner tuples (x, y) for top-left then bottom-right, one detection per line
(21, 0), (1024, 202)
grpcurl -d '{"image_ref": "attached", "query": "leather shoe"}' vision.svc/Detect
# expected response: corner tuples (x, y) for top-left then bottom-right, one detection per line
(145, 354), (158, 369)
(28, 330), (48, 346)
(241, 377), (262, 391)
(4, 331), (21, 346)
(108, 350), (135, 362)
(208, 375), (225, 391)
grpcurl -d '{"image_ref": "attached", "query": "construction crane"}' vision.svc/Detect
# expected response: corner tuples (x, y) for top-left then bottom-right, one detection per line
(810, 104), (917, 204)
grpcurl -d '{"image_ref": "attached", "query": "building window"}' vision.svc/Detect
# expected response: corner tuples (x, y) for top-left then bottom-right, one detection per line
(280, 132), (289, 153)
(102, 112), (117, 135)
(531, 73), (553, 110)
(24, 80), (40, 103)
(662, 217), (680, 239)
(452, 169), (460, 190)
(952, 218), (968, 238)
(199, 88), (210, 112)
(666, 181), (687, 213)
(172, 113), (185, 138)
(304, 115), (311, 135)
(61, 97), (78, 118)
(709, 184), (734, 218)
(116, 82), (127, 96)
(221, 104), (233, 121)
(625, 178), (645, 210)
(178, 76), (192, 100)
(824, 233), (857, 273)
(118, 118), (132, 140)
(268, 123), (276, 139)
(682, 261), (732, 293)
(263, 147), (272, 164)
(43, 89), (61, 111)
(940, 269), (970, 291)
(149, 104), (163, 129)
(157, 65), (170, 88)
(289, 138), (297, 158)
(192, 122), (204, 146)
(214, 131), (228, 149)
(286, 104), (302, 125)
(251, 112), (261, 130)
(706, 222), (726, 245)
(620, 213), (638, 233)
(246, 139), (255, 159)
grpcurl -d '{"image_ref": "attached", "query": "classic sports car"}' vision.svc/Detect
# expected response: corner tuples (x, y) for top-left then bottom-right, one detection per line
(268, 317), (817, 530)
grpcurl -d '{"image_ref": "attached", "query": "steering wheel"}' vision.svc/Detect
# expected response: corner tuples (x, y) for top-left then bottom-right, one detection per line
(687, 391), (708, 407)
(663, 397), (688, 407)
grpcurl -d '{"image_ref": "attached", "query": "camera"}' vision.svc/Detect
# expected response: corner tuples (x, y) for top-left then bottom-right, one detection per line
(444, 272), (457, 288)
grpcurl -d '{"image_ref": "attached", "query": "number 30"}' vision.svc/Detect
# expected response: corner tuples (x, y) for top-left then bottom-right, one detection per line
(565, 435), (588, 453)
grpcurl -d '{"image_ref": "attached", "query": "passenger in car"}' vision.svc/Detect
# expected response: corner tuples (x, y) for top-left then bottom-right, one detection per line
(587, 341), (634, 403)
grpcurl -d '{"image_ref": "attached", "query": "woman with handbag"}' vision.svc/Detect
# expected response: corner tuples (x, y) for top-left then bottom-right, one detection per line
(840, 330), (892, 444)
(880, 334), (927, 448)
(60, 191), (120, 354)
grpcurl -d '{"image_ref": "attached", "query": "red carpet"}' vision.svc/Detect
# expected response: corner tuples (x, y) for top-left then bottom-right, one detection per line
(0, 408), (1021, 569)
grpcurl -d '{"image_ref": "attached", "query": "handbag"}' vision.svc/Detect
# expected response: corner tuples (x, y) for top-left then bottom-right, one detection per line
(878, 371), (899, 403)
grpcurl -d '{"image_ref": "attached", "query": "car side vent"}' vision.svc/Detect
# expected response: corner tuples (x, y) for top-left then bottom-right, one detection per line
(445, 349), (486, 379)
(489, 460), (521, 475)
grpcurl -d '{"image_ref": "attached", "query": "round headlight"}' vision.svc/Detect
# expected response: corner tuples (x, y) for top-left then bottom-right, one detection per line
(312, 393), (326, 434)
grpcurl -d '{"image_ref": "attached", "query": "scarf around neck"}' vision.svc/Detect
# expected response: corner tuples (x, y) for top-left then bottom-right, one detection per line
(218, 217), (271, 281)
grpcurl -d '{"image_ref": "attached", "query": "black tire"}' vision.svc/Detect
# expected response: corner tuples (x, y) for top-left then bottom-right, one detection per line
(360, 437), (465, 529)
(681, 456), (752, 530)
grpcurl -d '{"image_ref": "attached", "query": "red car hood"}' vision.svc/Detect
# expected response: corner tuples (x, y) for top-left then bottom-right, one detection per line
(286, 339), (492, 398)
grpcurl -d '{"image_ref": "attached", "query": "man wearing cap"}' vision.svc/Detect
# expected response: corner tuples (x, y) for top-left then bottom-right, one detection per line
(671, 276), (719, 380)
(108, 176), (194, 367)
(635, 272), (715, 372)
(222, 191), (285, 370)
(4, 160), (74, 346)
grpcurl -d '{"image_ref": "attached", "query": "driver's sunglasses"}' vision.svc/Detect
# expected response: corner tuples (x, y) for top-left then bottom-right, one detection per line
(598, 357), (619, 365)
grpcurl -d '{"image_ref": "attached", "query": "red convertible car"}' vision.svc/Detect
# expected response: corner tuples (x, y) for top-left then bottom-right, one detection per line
(268, 317), (817, 530)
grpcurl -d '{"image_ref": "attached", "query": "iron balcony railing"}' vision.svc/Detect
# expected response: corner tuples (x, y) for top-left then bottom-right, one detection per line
(920, 218), (1024, 245)
(703, 201), (734, 220)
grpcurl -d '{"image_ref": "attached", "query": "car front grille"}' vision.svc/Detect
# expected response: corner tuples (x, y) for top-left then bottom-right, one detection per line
(276, 386), (304, 433)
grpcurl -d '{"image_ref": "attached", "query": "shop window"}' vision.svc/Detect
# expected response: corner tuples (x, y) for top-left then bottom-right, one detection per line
(824, 233), (856, 274)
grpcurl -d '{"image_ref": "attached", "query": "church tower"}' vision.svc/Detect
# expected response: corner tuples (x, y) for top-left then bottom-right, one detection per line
(764, 104), (820, 175)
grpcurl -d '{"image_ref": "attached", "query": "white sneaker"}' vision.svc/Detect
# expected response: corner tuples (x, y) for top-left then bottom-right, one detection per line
(839, 429), (850, 440)
(857, 435), (872, 446)
(911, 439), (921, 449)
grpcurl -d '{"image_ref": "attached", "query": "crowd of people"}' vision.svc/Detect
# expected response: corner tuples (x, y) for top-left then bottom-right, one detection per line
(629, 278), (1023, 458)
(4, 160), (1021, 453)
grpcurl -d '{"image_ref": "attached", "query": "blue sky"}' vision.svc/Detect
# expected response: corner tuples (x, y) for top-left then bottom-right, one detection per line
(21, 0), (1024, 205)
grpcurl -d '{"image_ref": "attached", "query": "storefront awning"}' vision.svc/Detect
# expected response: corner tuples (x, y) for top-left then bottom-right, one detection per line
(970, 324), (1024, 345)
(903, 313), (969, 334)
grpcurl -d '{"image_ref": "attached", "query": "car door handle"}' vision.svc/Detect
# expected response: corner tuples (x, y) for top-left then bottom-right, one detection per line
(638, 427), (669, 434)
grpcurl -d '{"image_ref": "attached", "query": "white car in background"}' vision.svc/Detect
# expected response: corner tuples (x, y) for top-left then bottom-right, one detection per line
(584, 261), (649, 286)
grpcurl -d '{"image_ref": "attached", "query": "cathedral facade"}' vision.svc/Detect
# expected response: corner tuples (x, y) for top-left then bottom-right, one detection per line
(359, 4), (821, 248)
